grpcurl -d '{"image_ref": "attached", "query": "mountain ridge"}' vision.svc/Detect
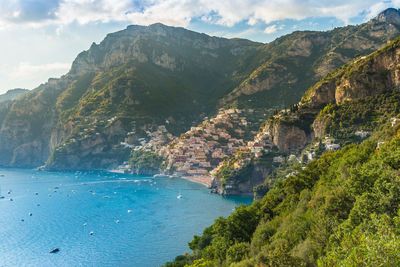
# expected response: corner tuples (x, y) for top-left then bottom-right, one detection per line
(1, 8), (400, 172)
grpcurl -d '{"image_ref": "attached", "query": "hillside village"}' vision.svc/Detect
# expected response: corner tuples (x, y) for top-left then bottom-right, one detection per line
(156, 108), (267, 177)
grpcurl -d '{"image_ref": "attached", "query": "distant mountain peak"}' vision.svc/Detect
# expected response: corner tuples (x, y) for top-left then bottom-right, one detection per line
(0, 88), (29, 103)
(374, 8), (400, 24)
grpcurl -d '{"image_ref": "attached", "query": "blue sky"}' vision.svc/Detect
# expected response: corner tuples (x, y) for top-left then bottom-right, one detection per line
(0, 0), (398, 93)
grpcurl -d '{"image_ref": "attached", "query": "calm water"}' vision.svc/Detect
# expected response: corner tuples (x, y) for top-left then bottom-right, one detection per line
(0, 168), (251, 267)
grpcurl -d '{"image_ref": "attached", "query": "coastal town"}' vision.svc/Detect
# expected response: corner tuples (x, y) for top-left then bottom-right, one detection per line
(157, 108), (266, 179)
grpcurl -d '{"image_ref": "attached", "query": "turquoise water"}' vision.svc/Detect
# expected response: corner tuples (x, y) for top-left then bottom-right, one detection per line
(0, 168), (251, 267)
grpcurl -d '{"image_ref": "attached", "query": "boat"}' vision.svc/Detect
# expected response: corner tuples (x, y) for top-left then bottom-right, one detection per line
(49, 248), (60, 254)
(177, 194), (183, 199)
(0, 185), (5, 199)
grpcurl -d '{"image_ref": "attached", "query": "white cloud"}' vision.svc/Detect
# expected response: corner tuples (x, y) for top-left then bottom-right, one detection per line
(0, 62), (71, 91)
(0, 0), (398, 29)
(10, 62), (71, 77)
(264, 25), (277, 34)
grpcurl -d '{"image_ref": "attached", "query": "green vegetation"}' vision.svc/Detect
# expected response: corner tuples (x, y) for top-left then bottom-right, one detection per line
(214, 152), (252, 186)
(318, 90), (400, 140)
(129, 150), (165, 174)
(165, 126), (400, 266)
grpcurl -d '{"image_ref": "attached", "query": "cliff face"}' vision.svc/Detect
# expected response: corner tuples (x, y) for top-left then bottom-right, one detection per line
(304, 38), (400, 108)
(211, 164), (271, 196)
(262, 120), (311, 153)
(0, 79), (70, 166)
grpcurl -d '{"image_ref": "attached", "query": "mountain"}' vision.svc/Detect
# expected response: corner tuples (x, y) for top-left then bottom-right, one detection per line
(0, 89), (29, 143)
(165, 34), (400, 267)
(221, 8), (400, 108)
(0, 24), (261, 168)
(129, 9), (400, 186)
(1, 9), (400, 171)
(0, 88), (29, 103)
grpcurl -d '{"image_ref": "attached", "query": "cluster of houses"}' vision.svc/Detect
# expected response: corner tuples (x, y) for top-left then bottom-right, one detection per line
(158, 108), (253, 177)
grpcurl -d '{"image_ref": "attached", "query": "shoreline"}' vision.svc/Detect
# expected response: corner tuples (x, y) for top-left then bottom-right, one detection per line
(106, 169), (213, 187)
(179, 175), (213, 187)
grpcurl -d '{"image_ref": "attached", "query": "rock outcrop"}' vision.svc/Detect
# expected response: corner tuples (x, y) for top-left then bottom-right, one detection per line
(304, 37), (400, 108)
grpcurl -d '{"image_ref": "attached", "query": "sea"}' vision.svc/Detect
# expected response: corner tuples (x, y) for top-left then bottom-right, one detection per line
(0, 168), (252, 267)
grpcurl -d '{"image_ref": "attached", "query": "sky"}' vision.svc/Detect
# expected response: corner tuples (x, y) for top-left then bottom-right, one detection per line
(0, 0), (398, 94)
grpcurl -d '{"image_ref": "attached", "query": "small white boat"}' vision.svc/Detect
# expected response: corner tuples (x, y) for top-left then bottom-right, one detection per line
(177, 194), (183, 199)
(89, 231), (94, 235)
(127, 210), (132, 213)
(115, 220), (120, 224)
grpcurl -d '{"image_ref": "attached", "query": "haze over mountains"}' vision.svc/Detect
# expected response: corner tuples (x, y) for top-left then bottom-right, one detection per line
(0, 89), (29, 103)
